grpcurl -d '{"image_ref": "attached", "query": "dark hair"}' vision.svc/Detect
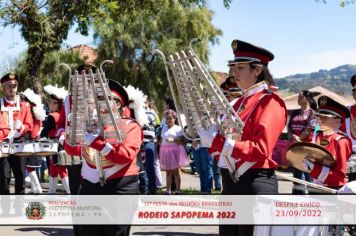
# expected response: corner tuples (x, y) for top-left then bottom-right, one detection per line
(351, 74), (356, 86)
(56, 101), (63, 112)
(20, 94), (35, 106)
(250, 63), (274, 85)
(49, 95), (63, 112)
(164, 96), (176, 112)
(165, 109), (179, 125)
(302, 90), (317, 110)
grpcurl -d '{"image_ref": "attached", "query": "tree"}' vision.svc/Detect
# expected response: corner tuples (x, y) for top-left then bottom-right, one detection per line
(314, 0), (355, 6)
(0, 0), (101, 93)
(14, 49), (82, 92)
(93, 0), (222, 111)
(0, 0), (230, 96)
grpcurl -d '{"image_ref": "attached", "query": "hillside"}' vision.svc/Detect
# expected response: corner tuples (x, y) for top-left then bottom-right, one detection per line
(275, 64), (356, 96)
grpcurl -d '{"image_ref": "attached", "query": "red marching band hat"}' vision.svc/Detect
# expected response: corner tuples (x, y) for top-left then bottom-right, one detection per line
(0, 72), (19, 85)
(108, 79), (129, 108)
(228, 39), (274, 66)
(315, 96), (350, 119)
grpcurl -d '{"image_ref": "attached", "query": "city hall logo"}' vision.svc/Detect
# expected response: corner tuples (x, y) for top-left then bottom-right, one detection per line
(26, 202), (46, 220)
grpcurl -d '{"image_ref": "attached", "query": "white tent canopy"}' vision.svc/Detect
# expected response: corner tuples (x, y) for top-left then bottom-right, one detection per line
(283, 86), (354, 111)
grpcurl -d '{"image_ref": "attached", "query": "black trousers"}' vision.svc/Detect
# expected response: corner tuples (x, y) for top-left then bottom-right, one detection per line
(66, 164), (83, 236)
(45, 156), (51, 176)
(220, 168), (278, 236)
(348, 172), (356, 182)
(78, 175), (139, 236)
(66, 164), (82, 194)
(0, 155), (26, 194)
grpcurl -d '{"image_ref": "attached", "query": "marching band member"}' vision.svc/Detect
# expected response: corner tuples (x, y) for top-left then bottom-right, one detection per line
(41, 85), (70, 194)
(220, 72), (236, 102)
(56, 64), (102, 236)
(345, 74), (356, 181)
(56, 64), (94, 195)
(56, 64), (97, 236)
(304, 96), (352, 189)
(125, 85), (151, 193)
(56, 63), (143, 235)
(79, 79), (143, 236)
(298, 96), (352, 236)
(20, 89), (47, 194)
(199, 39), (287, 236)
(215, 79), (241, 195)
(0, 72), (33, 194)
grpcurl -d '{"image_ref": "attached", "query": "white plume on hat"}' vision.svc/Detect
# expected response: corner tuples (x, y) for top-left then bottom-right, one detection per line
(43, 85), (68, 100)
(21, 89), (47, 121)
(124, 85), (148, 126)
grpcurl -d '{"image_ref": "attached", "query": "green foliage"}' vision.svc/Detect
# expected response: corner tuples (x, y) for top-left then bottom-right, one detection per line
(176, 0), (232, 8)
(339, 0), (355, 7)
(15, 50), (82, 92)
(93, 0), (222, 110)
(0, 0), (101, 92)
(40, 50), (83, 88)
(0, 0), (230, 96)
(314, 0), (355, 6)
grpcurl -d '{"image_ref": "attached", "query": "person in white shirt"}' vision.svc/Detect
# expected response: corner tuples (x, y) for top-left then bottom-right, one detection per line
(159, 109), (188, 194)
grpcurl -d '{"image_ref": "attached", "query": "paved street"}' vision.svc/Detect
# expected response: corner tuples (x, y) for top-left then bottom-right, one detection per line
(0, 170), (293, 235)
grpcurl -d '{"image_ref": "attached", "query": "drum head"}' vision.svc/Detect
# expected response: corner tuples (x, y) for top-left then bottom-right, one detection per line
(14, 152), (34, 157)
(349, 154), (356, 162)
(35, 151), (57, 157)
(286, 142), (335, 172)
(1, 142), (10, 158)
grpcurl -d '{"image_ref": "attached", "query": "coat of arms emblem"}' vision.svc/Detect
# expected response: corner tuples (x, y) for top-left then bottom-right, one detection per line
(26, 202), (46, 220)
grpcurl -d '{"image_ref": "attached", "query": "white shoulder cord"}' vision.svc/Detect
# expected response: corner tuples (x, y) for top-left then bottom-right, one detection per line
(1, 97), (20, 143)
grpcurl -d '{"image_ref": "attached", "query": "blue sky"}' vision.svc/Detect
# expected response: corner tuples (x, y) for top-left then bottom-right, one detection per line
(209, 0), (356, 77)
(0, 0), (355, 78)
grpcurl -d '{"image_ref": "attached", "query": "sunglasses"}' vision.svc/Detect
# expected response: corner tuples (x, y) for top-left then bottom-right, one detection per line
(3, 83), (18, 89)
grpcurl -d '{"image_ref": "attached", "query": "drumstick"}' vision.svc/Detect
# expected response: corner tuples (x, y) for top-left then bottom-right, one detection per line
(276, 172), (337, 194)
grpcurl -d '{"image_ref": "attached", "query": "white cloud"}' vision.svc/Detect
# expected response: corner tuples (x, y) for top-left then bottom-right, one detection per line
(272, 49), (356, 78)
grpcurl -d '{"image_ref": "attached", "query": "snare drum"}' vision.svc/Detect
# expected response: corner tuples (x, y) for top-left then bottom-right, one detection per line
(347, 162), (356, 174)
(34, 141), (58, 156)
(347, 154), (356, 173)
(347, 155), (356, 181)
(57, 150), (82, 166)
(0, 142), (10, 157)
(11, 141), (34, 156)
(350, 154), (356, 162)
